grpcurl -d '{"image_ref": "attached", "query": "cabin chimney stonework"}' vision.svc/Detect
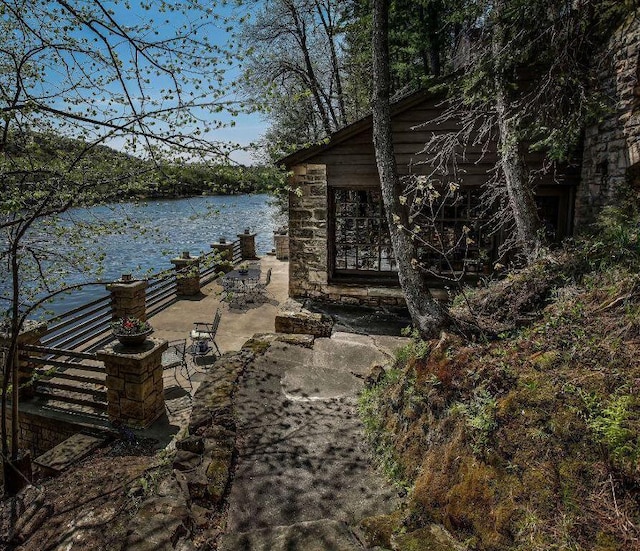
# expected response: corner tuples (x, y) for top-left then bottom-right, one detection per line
(576, 13), (640, 227)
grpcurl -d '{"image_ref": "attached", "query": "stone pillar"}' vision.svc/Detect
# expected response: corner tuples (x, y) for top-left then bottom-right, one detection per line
(288, 164), (328, 298)
(0, 320), (47, 400)
(106, 277), (147, 321)
(274, 233), (289, 260)
(211, 240), (235, 273)
(237, 231), (257, 260)
(171, 252), (201, 296)
(97, 338), (168, 428)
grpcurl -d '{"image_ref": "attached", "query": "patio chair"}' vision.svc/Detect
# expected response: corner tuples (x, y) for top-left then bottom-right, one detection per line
(162, 339), (193, 390)
(248, 267), (272, 302)
(189, 308), (222, 357)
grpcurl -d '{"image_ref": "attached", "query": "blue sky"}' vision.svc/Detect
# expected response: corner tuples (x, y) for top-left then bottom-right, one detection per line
(127, 0), (269, 165)
(36, 1), (269, 165)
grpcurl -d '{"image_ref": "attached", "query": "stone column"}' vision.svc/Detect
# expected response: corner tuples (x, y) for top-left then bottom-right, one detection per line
(237, 231), (257, 260)
(211, 241), (235, 272)
(274, 232), (289, 260)
(171, 252), (201, 296)
(106, 276), (147, 321)
(97, 338), (168, 428)
(0, 320), (47, 400)
(288, 164), (328, 298)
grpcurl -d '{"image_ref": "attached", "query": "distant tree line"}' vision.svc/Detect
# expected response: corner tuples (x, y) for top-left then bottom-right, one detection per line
(5, 130), (284, 202)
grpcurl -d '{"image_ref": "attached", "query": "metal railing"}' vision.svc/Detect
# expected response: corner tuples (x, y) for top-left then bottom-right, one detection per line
(35, 239), (243, 352)
(13, 238), (249, 415)
(21, 343), (107, 416)
(41, 293), (112, 352)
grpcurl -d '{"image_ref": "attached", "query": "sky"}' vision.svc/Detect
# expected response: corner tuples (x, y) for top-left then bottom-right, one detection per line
(123, 0), (269, 165)
(25, 0), (269, 166)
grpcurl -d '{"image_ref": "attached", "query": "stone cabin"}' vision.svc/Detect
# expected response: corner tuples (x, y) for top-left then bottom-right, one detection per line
(280, 14), (640, 307)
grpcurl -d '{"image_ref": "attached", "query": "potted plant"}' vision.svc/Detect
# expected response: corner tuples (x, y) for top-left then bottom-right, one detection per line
(238, 263), (249, 275)
(111, 316), (153, 346)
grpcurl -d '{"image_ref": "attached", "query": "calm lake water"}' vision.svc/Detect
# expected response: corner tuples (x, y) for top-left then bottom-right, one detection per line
(31, 194), (283, 315)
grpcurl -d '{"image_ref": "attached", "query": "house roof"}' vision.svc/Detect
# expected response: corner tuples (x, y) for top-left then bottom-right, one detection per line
(277, 86), (446, 168)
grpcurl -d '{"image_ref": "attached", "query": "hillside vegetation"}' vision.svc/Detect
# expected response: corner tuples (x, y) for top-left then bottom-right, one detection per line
(3, 132), (283, 201)
(359, 205), (640, 550)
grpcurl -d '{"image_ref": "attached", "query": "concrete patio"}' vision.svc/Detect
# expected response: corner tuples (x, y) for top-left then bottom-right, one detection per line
(151, 254), (289, 352)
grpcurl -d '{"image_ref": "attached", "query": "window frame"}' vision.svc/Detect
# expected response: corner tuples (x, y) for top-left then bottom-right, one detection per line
(328, 186), (399, 285)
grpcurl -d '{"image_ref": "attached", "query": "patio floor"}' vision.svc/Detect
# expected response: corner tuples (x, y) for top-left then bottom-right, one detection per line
(150, 254), (289, 352)
(144, 254), (290, 440)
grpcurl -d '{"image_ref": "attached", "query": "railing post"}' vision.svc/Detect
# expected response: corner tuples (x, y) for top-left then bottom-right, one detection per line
(106, 275), (148, 321)
(171, 251), (201, 297)
(273, 230), (289, 260)
(237, 230), (257, 260)
(97, 338), (168, 428)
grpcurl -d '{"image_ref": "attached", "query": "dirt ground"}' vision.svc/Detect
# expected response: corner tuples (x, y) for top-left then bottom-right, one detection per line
(1, 438), (166, 551)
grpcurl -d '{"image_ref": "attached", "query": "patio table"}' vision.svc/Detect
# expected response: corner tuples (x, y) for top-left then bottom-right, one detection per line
(222, 268), (261, 305)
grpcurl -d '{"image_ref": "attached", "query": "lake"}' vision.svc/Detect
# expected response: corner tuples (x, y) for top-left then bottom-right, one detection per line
(23, 194), (283, 315)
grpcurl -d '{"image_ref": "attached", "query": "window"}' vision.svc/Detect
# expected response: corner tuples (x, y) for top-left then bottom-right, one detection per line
(413, 188), (493, 275)
(331, 188), (397, 279)
(330, 186), (495, 281)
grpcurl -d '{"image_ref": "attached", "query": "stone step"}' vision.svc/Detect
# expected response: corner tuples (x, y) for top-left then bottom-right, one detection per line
(218, 519), (364, 551)
(33, 432), (108, 477)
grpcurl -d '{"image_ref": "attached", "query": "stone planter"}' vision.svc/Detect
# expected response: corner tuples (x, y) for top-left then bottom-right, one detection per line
(113, 328), (153, 347)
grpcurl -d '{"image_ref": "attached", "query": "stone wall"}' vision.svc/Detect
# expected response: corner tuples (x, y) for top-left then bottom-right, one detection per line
(288, 164), (329, 298)
(576, 12), (640, 227)
(7, 406), (93, 458)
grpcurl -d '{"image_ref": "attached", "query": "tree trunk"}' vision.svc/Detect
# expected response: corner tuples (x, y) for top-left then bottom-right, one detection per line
(493, 1), (542, 260)
(495, 86), (542, 259)
(371, 0), (448, 338)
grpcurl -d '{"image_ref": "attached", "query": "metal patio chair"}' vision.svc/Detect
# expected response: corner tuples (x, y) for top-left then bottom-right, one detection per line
(248, 267), (273, 303)
(162, 339), (193, 390)
(189, 308), (222, 358)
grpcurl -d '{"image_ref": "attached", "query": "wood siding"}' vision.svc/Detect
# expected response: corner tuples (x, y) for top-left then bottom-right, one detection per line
(290, 95), (579, 193)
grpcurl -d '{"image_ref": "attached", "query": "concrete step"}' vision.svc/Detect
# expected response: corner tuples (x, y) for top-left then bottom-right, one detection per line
(33, 432), (108, 477)
(219, 519), (364, 551)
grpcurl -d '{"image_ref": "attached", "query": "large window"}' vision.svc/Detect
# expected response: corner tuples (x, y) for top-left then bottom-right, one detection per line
(331, 188), (397, 279)
(329, 185), (571, 281)
(330, 186), (494, 281)
(413, 188), (493, 275)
